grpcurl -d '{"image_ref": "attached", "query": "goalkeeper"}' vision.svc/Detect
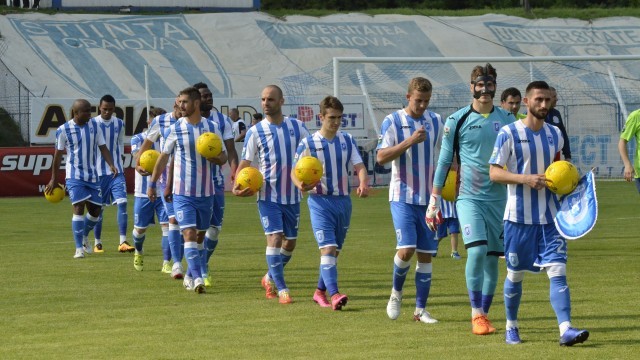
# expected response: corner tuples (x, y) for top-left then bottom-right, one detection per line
(426, 64), (513, 336)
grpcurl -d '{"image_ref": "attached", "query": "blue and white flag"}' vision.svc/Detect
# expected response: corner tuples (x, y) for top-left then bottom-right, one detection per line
(554, 170), (598, 240)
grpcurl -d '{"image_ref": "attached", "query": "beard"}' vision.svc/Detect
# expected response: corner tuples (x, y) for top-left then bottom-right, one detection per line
(200, 103), (213, 112)
(529, 108), (548, 120)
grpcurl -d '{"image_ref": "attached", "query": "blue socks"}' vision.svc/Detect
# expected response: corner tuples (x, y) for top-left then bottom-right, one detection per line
(168, 223), (182, 263)
(550, 276), (571, 324)
(132, 228), (145, 252)
(320, 255), (338, 296)
(72, 215), (85, 248)
(266, 247), (286, 291)
(83, 213), (100, 242)
(184, 242), (201, 279)
(85, 210), (102, 239)
(504, 277), (523, 321)
(161, 227), (171, 261)
(392, 253), (411, 292)
(280, 248), (293, 268)
(415, 262), (432, 309)
(117, 202), (128, 237)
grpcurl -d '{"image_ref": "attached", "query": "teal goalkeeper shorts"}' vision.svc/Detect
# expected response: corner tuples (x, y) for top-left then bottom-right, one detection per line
(456, 198), (505, 256)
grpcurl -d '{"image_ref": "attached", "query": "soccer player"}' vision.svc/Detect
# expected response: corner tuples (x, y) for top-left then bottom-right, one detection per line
(136, 101), (184, 278)
(436, 198), (461, 259)
(489, 80), (589, 346)
(292, 95), (369, 310)
(500, 87), (526, 119)
(233, 85), (310, 304)
(619, 109), (640, 192)
(545, 87), (572, 161)
(376, 77), (442, 324)
(148, 87), (227, 294)
(130, 107), (170, 272)
(427, 63), (514, 335)
(45, 99), (118, 259)
(84, 95), (134, 254)
(193, 82), (239, 287)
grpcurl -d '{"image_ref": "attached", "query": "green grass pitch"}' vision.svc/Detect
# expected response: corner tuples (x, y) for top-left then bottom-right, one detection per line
(0, 181), (638, 359)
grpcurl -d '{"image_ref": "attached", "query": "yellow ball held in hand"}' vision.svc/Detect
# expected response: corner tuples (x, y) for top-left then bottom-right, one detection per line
(545, 160), (579, 195)
(295, 156), (323, 185)
(196, 132), (222, 158)
(441, 170), (457, 202)
(236, 167), (263, 192)
(45, 184), (65, 203)
(139, 149), (160, 173)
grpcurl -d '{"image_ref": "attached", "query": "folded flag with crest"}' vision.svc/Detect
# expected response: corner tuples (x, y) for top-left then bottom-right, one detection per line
(554, 170), (598, 240)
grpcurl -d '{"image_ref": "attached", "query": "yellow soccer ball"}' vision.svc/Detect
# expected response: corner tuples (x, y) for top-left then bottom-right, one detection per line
(236, 167), (263, 192)
(45, 184), (65, 203)
(441, 170), (458, 202)
(196, 132), (222, 158)
(139, 149), (160, 173)
(295, 156), (323, 185)
(545, 160), (579, 195)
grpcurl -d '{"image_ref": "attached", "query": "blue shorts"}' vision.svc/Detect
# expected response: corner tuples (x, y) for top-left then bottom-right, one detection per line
(635, 177), (640, 193)
(173, 195), (214, 231)
(504, 221), (568, 272)
(390, 202), (437, 254)
(66, 178), (102, 206)
(134, 196), (168, 229)
(456, 198), (505, 256)
(98, 173), (127, 205)
(436, 217), (460, 239)
(308, 195), (352, 251)
(160, 185), (175, 219)
(209, 182), (225, 228)
(257, 200), (300, 239)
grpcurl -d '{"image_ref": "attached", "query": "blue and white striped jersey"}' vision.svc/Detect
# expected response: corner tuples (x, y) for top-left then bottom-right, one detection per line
(295, 131), (363, 196)
(94, 116), (125, 176)
(242, 117), (310, 204)
(130, 131), (159, 197)
(489, 120), (564, 224)
(440, 199), (458, 219)
(146, 112), (179, 186)
(207, 111), (234, 185)
(55, 119), (105, 182)
(377, 109), (442, 205)
(163, 117), (226, 197)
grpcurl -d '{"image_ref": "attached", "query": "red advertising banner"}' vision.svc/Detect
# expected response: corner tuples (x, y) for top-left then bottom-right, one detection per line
(0, 146), (136, 197)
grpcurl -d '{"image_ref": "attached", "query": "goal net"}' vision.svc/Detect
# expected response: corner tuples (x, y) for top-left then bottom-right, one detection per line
(281, 55), (640, 184)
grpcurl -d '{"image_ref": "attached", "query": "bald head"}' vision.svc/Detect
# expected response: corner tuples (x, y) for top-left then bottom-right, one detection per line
(72, 99), (92, 125)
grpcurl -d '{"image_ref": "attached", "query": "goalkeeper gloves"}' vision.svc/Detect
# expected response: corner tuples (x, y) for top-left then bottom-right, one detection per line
(425, 194), (443, 232)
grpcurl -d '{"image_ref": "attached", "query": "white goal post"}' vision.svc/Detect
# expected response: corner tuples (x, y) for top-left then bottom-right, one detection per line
(327, 55), (640, 182)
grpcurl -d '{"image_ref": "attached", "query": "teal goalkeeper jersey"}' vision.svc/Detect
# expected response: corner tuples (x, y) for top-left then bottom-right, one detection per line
(433, 105), (514, 201)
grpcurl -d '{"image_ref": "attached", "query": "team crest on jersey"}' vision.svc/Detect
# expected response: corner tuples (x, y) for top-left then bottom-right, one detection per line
(443, 126), (450, 138)
(395, 229), (402, 242)
(377, 134), (383, 145)
(341, 142), (347, 150)
(493, 121), (501, 132)
(176, 210), (184, 222)
(463, 224), (472, 237)
(424, 123), (431, 132)
(290, 129), (295, 136)
(547, 136), (554, 145)
(315, 230), (325, 242)
(508, 252), (519, 267)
